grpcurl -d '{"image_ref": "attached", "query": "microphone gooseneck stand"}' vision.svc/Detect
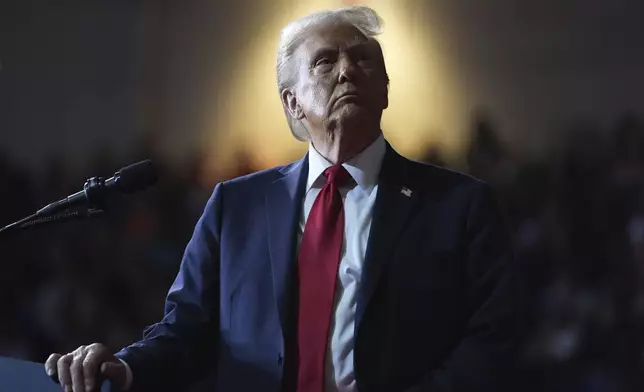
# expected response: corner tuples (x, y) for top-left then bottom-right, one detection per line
(0, 159), (158, 239)
(0, 176), (110, 238)
(0, 208), (105, 237)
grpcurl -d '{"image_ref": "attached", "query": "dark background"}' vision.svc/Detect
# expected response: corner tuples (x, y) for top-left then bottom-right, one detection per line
(2, 1), (644, 390)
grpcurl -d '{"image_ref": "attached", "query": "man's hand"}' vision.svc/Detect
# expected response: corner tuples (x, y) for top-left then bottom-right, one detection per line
(45, 343), (127, 392)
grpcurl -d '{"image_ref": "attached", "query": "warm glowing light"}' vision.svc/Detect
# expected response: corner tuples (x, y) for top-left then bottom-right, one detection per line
(203, 0), (466, 177)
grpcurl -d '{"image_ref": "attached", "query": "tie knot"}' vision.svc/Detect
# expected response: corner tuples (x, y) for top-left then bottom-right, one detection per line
(323, 165), (351, 186)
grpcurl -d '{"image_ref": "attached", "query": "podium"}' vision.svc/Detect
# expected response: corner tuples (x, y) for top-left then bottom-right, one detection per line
(0, 356), (111, 392)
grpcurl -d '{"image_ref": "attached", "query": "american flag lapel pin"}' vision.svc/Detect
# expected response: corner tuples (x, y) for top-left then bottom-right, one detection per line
(401, 187), (412, 197)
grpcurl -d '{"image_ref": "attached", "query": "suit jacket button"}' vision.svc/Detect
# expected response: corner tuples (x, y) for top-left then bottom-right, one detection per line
(277, 353), (283, 366)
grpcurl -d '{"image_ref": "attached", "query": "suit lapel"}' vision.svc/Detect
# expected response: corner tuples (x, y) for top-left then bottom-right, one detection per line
(356, 145), (421, 330)
(265, 156), (308, 336)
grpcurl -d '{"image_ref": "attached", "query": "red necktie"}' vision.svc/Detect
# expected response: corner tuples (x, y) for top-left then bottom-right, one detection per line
(296, 165), (351, 392)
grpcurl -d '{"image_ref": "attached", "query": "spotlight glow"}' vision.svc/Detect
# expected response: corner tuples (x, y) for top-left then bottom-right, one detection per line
(203, 0), (465, 177)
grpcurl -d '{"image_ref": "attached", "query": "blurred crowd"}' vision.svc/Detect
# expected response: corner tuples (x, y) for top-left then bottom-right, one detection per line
(453, 112), (644, 391)
(2, 113), (644, 391)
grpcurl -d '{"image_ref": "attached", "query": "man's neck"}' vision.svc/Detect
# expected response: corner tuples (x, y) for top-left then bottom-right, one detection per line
(310, 128), (381, 164)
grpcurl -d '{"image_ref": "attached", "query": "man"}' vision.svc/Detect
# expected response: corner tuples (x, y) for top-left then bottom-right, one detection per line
(46, 6), (521, 392)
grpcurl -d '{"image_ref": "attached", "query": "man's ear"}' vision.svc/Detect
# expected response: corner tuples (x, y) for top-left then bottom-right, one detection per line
(281, 88), (304, 120)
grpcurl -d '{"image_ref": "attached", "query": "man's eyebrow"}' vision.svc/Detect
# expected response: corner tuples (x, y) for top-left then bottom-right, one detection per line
(310, 46), (337, 59)
(309, 40), (370, 57)
(347, 41), (372, 54)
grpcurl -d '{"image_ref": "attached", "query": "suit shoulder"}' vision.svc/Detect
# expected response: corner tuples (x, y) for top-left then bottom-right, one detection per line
(219, 159), (302, 191)
(404, 158), (488, 193)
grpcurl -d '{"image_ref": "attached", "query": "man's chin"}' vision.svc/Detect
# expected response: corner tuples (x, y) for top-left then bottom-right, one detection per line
(334, 103), (368, 119)
(334, 110), (375, 129)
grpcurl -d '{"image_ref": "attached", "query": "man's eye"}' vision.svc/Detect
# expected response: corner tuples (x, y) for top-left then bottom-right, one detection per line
(315, 58), (332, 67)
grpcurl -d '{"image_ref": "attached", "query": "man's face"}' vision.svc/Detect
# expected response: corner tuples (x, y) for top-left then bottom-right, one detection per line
(284, 24), (389, 140)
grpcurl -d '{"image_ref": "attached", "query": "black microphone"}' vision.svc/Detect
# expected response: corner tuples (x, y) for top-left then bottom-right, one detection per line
(36, 160), (158, 217)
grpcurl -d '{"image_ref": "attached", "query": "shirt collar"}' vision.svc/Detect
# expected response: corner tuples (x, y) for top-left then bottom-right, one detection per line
(306, 132), (386, 194)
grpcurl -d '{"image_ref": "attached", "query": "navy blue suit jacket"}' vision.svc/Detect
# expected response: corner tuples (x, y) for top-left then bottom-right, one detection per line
(116, 144), (521, 392)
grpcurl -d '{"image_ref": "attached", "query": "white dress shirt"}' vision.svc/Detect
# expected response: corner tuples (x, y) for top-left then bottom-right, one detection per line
(301, 134), (385, 392)
(120, 134), (386, 391)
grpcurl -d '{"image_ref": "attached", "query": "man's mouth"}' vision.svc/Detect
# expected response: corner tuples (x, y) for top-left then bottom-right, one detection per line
(335, 94), (360, 105)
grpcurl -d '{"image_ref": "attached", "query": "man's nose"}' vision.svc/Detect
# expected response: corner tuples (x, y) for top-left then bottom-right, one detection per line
(337, 55), (358, 84)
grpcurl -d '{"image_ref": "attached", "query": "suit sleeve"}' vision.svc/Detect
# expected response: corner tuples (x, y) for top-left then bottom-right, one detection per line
(406, 181), (524, 392)
(114, 182), (224, 391)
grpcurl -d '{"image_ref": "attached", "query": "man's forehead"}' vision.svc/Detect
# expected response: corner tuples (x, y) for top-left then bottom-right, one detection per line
(299, 24), (371, 54)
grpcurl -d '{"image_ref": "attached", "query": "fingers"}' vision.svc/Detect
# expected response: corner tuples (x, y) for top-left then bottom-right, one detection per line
(45, 353), (62, 378)
(100, 361), (121, 380)
(82, 344), (105, 392)
(70, 346), (87, 392)
(100, 361), (126, 389)
(48, 344), (110, 392)
(57, 353), (73, 392)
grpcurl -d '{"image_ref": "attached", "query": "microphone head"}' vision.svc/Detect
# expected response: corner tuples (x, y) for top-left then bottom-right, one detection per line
(114, 160), (158, 193)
